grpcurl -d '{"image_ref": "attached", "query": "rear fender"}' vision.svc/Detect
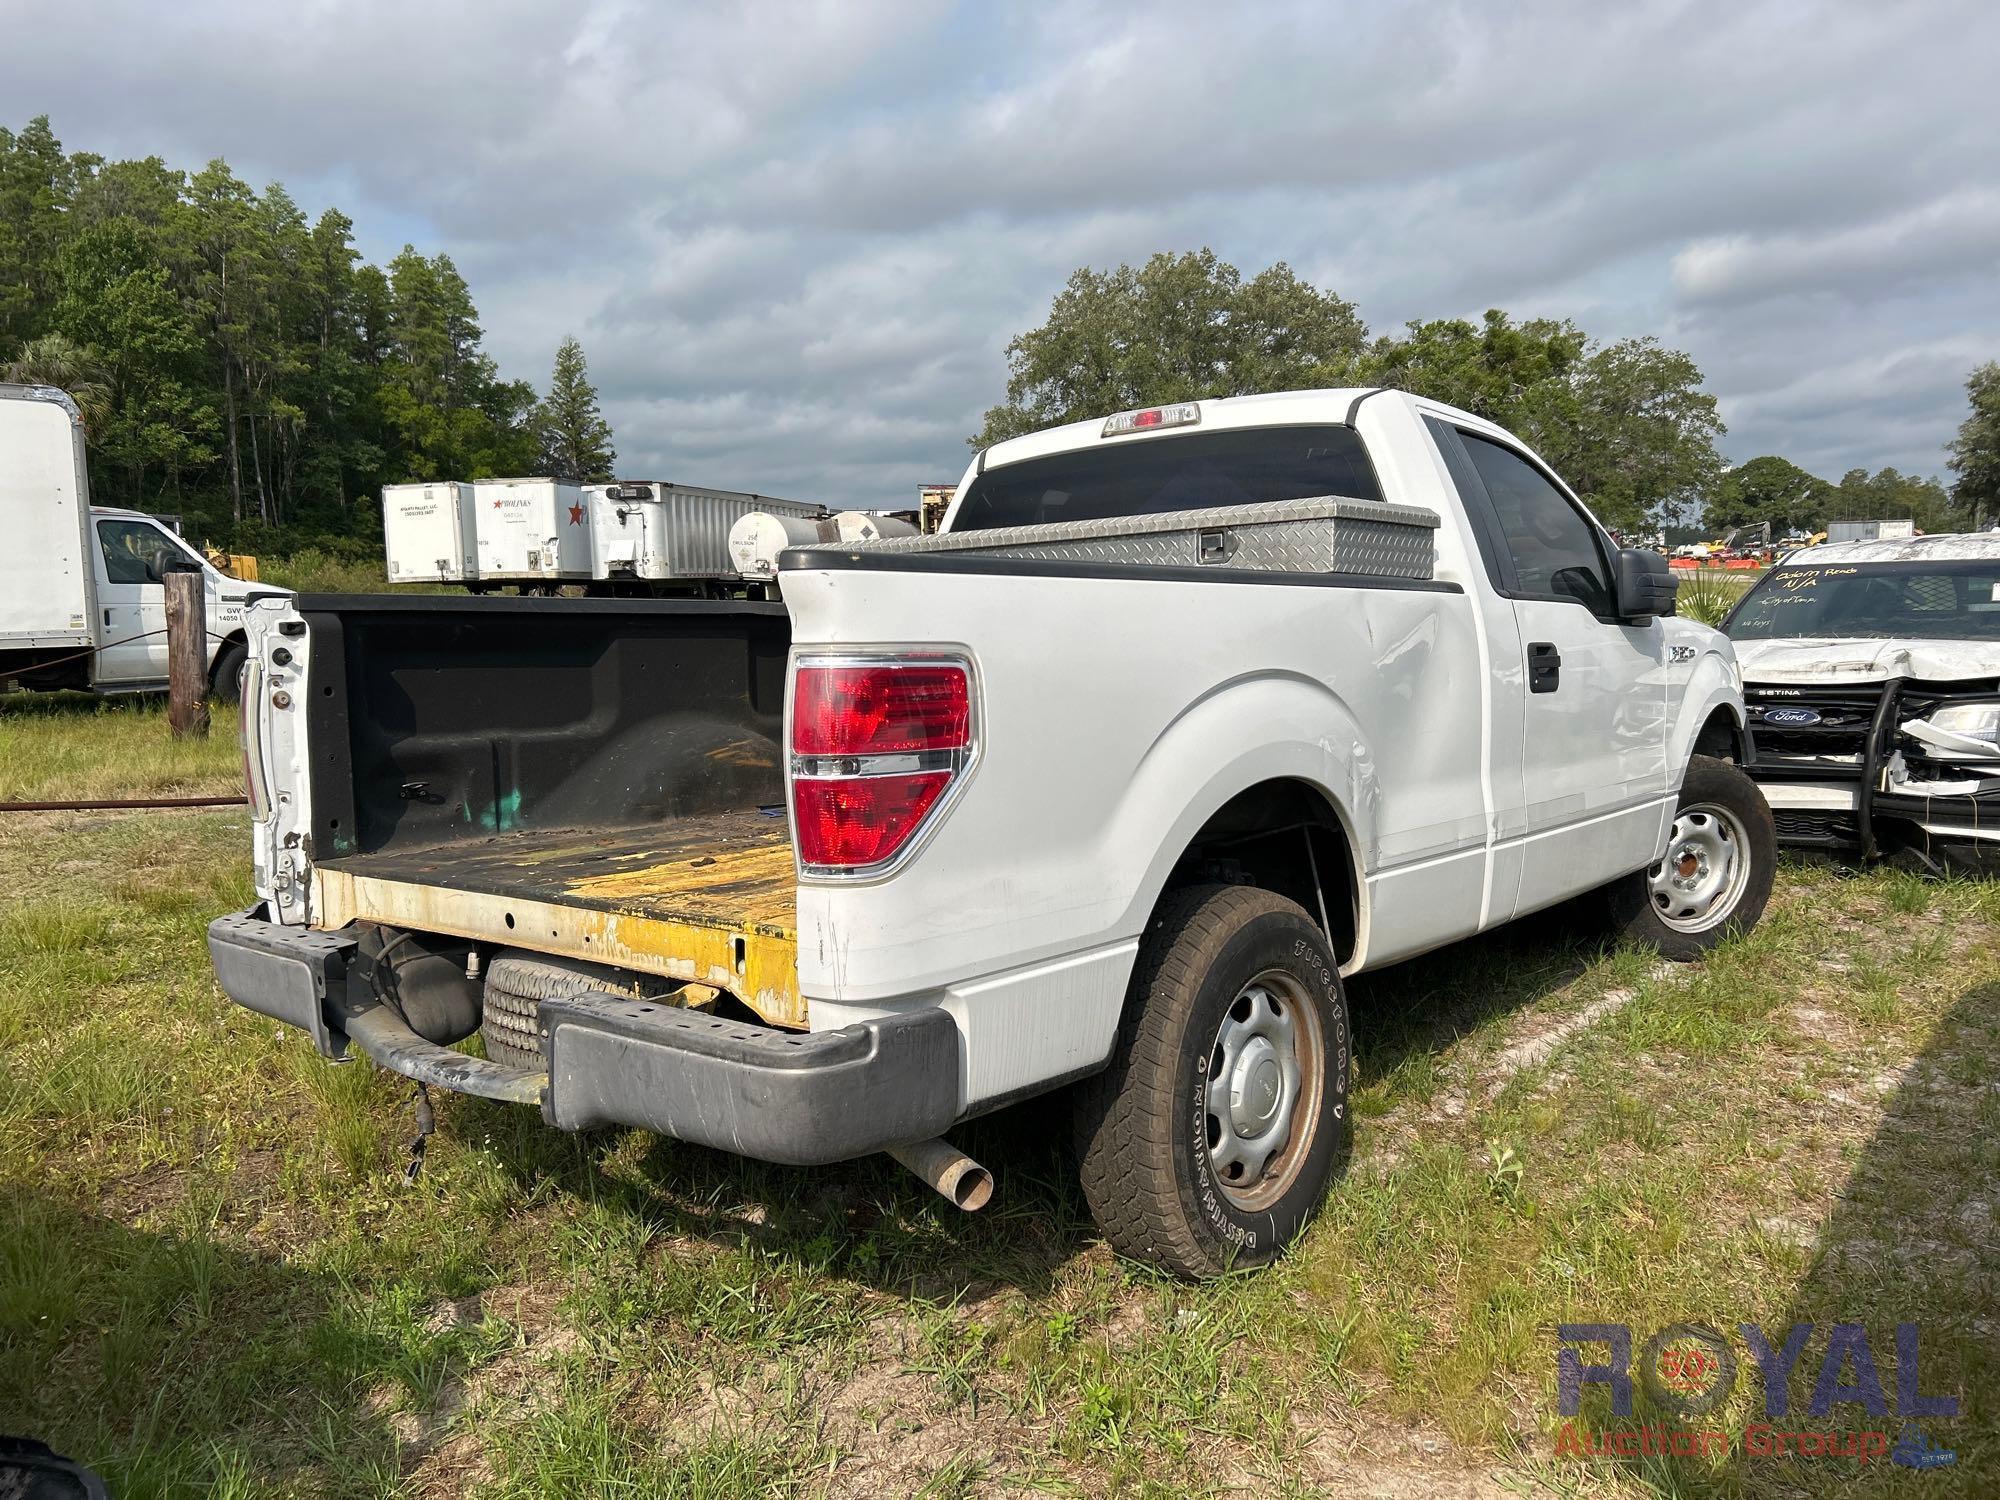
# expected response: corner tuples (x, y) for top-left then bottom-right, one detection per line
(1110, 671), (1372, 948)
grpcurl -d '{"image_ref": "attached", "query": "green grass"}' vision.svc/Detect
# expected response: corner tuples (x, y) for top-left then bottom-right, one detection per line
(259, 547), (455, 595)
(1, 707), (1993, 1496)
(0, 692), (244, 802)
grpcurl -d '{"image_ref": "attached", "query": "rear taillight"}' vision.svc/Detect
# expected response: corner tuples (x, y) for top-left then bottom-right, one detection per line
(793, 664), (969, 755)
(790, 656), (974, 875)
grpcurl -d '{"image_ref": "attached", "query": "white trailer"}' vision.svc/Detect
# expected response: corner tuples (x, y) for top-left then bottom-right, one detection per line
(584, 482), (820, 585)
(471, 478), (593, 583)
(382, 482), (478, 583)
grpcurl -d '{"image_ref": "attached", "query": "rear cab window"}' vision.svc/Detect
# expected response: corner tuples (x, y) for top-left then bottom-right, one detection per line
(951, 425), (1383, 531)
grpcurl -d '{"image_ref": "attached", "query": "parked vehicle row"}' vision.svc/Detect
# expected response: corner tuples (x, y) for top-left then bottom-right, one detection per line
(211, 386), (1775, 1276)
(381, 477), (824, 592)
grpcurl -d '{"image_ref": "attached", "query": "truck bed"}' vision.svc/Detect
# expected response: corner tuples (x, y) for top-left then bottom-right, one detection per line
(292, 593), (800, 1022)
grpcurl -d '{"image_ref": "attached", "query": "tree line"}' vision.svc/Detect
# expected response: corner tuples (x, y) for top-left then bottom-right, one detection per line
(975, 250), (1999, 539)
(0, 116), (615, 556)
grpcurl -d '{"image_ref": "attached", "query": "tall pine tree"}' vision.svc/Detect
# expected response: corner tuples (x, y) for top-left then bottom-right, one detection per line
(534, 335), (616, 482)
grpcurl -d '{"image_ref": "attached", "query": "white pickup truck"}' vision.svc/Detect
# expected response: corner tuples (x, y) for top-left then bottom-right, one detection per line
(209, 388), (1772, 1276)
(1, 383), (285, 699)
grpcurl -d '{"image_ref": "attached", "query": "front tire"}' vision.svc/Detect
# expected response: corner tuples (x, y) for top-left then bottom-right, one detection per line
(1073, 885), (1352, 1279)
(1604, 755), (1775, 960)
(209, 640), (247, 703)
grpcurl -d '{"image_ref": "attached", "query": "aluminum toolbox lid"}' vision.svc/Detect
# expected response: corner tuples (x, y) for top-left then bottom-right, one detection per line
(792, 494), (1439, 556)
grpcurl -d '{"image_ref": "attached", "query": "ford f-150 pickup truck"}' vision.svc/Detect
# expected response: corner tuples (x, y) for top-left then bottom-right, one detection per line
(209, 388), (1773, 1276)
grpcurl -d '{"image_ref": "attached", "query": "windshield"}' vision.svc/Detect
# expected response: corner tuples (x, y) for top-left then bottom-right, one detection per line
(951, 424), (1383, 531)
(1725, 558), (2000, 642)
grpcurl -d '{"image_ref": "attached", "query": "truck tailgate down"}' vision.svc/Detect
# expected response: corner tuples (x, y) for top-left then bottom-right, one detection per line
(313, 810), (801, 1024)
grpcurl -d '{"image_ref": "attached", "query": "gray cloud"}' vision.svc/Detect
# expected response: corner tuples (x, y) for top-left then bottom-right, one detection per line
(1673, 192), (2000, 306)
(3, 0), (1997, 502)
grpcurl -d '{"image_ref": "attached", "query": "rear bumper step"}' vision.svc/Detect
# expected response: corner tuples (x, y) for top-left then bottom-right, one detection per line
(206, 907), (961, 1165)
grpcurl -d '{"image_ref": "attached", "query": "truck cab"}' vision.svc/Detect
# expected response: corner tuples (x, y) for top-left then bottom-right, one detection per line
(83, 504), (276, 697)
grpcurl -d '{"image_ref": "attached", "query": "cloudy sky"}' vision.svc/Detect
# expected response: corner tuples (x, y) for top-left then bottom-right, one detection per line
(8, 0), (1997, 505)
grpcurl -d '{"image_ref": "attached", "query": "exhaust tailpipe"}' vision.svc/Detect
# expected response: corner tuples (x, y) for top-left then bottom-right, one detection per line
(887, 1137), (993, 1211)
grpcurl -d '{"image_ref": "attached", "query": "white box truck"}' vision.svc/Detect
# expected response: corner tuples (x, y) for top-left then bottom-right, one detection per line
(1, 383), (289, 699)
(584, 482), (821, 591)
(470, 478), (592, 585)
(382, 482), (478, 583)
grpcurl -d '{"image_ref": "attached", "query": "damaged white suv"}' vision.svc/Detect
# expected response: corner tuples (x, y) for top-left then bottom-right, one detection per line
(1725, 533), (2000, 872)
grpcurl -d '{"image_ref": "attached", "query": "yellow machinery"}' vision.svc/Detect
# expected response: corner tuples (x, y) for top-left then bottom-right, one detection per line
(203, 546), (260, 582)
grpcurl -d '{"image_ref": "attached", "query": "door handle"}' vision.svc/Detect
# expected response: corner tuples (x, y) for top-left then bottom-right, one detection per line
(1529, 641), (1561, 694)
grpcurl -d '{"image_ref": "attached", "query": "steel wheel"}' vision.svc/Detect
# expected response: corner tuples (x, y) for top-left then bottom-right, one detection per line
(1205, 968), (1324, 1210)
(1647, 802), (1752, 933)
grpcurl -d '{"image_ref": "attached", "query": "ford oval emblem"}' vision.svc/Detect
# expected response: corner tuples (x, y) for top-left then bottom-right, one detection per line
(1762, 706), (1822, 726)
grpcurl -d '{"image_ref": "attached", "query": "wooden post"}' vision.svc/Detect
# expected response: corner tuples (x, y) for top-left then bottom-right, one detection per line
(164, 569), (210, 739)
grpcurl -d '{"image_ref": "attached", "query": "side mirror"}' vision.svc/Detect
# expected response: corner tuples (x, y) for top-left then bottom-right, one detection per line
(1613, 547), (1679, 623)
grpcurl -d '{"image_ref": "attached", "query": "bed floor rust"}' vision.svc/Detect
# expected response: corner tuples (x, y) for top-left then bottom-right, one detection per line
(315, 809), (797, 936)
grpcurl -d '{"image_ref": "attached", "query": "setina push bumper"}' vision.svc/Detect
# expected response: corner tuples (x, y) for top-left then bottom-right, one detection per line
(206, 905), (987, 1201)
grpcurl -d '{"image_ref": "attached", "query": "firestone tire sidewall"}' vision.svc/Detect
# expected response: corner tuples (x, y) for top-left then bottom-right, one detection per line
(1172, 911), (1352, 1269)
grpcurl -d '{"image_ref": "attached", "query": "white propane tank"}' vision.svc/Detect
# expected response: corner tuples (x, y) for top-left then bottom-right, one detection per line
(831, 510), (920, 543)
(728, 511), (833, 582)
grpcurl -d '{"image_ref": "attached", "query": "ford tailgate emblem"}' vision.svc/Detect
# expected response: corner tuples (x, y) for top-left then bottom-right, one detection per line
(1762, 706), (1822, 726)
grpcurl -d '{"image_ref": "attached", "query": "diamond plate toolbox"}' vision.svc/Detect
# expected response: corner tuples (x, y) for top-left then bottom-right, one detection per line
(796, 496), (1439, 580)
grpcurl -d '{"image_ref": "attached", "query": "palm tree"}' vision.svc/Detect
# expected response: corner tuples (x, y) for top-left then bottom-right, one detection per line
(3, 333), (111, 433)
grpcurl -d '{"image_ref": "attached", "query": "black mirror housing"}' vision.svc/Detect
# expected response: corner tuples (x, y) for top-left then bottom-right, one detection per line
(1613, 547), (1678, 623)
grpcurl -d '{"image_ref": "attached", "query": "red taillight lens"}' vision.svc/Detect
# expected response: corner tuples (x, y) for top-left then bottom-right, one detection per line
(794, 772), (951, 868)
(793, 663), (969, 756)
(790, 657), (974, 872)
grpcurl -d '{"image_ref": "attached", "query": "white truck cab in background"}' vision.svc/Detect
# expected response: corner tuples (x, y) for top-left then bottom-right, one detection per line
(0, 382), (289, 699)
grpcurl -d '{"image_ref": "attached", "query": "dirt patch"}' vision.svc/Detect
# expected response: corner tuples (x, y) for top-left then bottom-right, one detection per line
(1280, 1407), (1557, 1499)
(1479, 986), (1641, 1100)
(810, 1317), (1017, 1497)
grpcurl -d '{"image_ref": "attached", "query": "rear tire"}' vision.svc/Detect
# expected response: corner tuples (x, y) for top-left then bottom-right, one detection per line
(1604, 755), (1775, 960)
(481, 951), (673, 1071)
(1073, 885), (1351, 1279)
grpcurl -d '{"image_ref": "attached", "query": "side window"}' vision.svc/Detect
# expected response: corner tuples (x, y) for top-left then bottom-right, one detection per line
(1458, 432), (1613, 616)
(97, 519), (166, 585)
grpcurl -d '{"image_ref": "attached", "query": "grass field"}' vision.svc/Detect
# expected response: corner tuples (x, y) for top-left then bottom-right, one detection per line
(0, 694), (243, 803)
(0, 705), (1993, 1498)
